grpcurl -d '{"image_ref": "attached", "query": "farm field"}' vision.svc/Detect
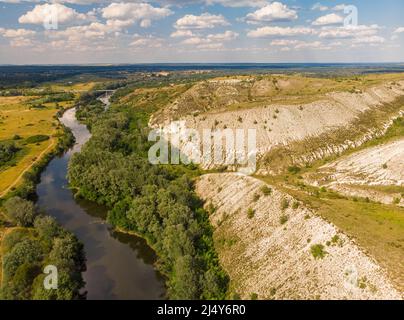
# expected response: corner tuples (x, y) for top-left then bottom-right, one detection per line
(0, 94), (74, 197)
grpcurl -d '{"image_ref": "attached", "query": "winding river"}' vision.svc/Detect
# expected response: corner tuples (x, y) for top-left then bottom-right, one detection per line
(35, 101), (166, 299)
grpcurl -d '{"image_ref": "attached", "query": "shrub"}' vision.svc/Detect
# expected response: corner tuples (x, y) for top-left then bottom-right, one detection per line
(25, 135), (50, 144)
(287, 166), (301, 174)
(292, 201), (299, 209)
(260, 185), (272, 196)
(250, 293), (258, 300)
(247, 208), (255, 219)
(310, 244), (327, 259)
(280, 198), (289, 211)
(4, 197), (38, 227)
(279, 215), (289, 225)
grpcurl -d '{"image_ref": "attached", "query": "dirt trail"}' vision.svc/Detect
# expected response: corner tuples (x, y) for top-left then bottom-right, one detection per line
(196, 173), (402, 300)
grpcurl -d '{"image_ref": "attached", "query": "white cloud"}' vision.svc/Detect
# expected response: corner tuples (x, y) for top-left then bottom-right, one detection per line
(204, 0), (267, 7)
(312, 13), (343, 26)
(319, 25), (380, 39)
(353, 35), (385, 44)
(207, 30), (238, 41)
(0, 28), (36, 38)
(311, 3), (329, 11)
(130, 35), (164, 48)
(394, 27), (404, 34)
(19, 3), (90, 25)
(245, 2), (298, 24)
(101, 2), (173, 28)
(333, 4), (347, 11)
(174, 13), (229, 29)
(170, 30), (195, 38)
(270, 39), (299, 46)
(247, 26), (313, 38)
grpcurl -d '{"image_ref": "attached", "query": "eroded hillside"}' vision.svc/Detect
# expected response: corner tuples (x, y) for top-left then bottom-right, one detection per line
(142, 73), (404, 300)
(150, 74), (404, 173)
(196, 173), (401, 300)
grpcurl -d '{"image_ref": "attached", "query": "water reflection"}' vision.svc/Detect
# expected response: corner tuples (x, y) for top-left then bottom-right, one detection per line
(36, 108), (166, 300)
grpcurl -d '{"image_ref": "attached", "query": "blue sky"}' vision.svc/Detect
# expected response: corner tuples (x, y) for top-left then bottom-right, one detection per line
(0, 0), (403, 64)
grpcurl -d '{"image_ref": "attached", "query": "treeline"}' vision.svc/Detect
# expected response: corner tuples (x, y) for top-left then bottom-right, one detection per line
(0, 197), (85, 300)
(28, 93), (75, 105)
(68, 102), (229, 299)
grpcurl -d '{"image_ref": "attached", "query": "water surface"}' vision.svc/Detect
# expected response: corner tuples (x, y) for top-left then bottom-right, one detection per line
(36, 108), (166, 300)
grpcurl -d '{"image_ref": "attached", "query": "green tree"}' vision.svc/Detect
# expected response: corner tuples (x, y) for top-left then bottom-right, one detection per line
(4, 197), (38, 227)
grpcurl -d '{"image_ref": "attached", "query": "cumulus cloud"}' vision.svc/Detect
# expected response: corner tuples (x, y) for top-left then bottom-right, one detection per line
(353, 35), (385, 44)
(312, 13), (343, 26)
(205, 30), (238, 41)
(170, 29), (195, 38)
(101, 2), (173, 28)
(174, 13), (229, 29)
(0, 28), (36, 38)
(311, 3), (329, 11)
(245, 2), (298, 24)
(204, 0), (267, 7)
(130, 35), (164, 48)
(247, 26), (313, 38)
(394, 27), (404, 34)
(18, 3), (90, 25)
(318, 24), (380, 39)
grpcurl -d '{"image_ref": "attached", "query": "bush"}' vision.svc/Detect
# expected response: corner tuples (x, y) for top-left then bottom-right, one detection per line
(310, 244), (327, 260)
(260, 185), (272, 196)
(287, 166), (301, 174)
(279, 215), (289, 225)
(4, 197), (38, 227)
(280, 198), (289, 211)
(247, 208), (255, 219)
(25, 135), (50, 144)
(250, 293), (258, 300)
(0, 141), (19, 166)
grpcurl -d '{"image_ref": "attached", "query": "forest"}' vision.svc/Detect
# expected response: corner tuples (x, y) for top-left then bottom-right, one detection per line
(0, 197), (86, 300)
(68, 92), (229, 300)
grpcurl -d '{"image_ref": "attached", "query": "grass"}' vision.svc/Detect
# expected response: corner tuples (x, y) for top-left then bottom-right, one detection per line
(0, 95), (72, 196)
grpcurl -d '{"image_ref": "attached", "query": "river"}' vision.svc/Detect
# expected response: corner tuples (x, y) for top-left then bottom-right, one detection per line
(35, 104), (166, 300)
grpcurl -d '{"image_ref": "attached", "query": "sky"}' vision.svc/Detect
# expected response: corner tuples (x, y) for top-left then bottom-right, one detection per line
(0, 0), (404, 64)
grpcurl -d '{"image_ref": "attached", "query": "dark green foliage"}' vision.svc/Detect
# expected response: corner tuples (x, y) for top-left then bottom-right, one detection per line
(260, 185), (272, 196)
(287, 165), (301, 174)
(0, 214), (86, 300)
(0, 141), (19, 166)
(3, 196), (38, 227)
(310, 244), (327, 259)
(68, 104), (229, 300)
(25, 135), (50, 144)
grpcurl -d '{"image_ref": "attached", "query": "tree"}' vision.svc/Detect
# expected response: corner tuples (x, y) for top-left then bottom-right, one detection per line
(170, 255), (199, 299)
(3, 239), (43, 281)
(4, 197), (38, 227)
(34, 215), (62, 240)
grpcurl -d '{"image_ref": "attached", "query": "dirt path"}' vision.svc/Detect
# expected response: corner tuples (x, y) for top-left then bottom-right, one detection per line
(0, 138), (56, 198)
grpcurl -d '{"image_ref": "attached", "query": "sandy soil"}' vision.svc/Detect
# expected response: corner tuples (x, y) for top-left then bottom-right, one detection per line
(196, 173), (402, 300)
